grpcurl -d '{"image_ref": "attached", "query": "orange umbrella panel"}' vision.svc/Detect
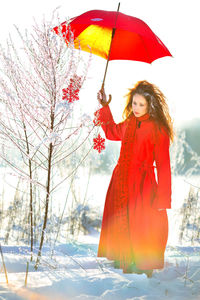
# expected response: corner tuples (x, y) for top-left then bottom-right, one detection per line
(74, 25), (112, 59)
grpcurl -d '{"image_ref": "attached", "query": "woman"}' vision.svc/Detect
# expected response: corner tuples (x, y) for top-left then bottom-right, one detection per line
(95, 80), (173, 278)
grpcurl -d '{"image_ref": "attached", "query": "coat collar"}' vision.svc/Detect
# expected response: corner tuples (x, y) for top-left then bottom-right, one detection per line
(136, 112), (150, 121)
(130, 112), (150, 122)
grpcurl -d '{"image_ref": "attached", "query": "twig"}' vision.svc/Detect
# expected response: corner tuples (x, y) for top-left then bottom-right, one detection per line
(0, 243), (9, 284)
(183, 179), (200, 190)
(184, 256), (190, 286)
(24, 261), (29, 287)
(51, 177), (74, 259)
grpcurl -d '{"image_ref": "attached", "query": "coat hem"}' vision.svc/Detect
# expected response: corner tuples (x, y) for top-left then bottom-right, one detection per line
(97, 253), (165, 270)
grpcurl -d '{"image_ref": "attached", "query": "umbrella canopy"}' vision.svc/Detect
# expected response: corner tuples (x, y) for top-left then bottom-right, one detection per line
(53, 9), (172, 64)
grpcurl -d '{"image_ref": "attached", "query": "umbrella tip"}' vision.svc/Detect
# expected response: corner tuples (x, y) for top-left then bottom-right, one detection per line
(117, 2), (121, 11)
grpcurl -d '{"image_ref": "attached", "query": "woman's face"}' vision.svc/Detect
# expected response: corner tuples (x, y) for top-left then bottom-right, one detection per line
(132, 93), (148, 117)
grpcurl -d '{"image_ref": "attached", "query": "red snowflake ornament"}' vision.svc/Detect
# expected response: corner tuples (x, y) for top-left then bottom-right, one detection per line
(93, 134), (105, 153)
(62, 75), (82, 103)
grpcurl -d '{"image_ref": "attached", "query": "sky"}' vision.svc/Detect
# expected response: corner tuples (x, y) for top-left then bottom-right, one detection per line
(1, 0), (200, 126)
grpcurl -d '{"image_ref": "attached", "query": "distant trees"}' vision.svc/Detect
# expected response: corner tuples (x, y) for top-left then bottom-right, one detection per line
(179, 187), (200, 245)
(170, 130), (200, 176)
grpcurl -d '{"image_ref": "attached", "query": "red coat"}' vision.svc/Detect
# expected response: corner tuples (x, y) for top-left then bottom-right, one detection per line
(96, 105), (171, 271)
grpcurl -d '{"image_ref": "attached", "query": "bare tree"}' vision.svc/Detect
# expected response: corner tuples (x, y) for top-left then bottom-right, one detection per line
(0, 13), (96, 268)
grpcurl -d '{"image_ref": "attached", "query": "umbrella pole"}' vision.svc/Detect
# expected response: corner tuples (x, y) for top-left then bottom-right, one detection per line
(101, 2), (120, 90)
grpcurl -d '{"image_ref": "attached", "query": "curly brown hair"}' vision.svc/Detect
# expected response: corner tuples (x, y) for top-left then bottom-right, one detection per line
(122, 80), (174, 142)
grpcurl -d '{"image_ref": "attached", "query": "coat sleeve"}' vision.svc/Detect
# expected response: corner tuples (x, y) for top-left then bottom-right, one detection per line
(94, 105), (125, 141)
(153, 127), (172, 209)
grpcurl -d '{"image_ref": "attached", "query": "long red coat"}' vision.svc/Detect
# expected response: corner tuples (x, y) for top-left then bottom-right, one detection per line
(96, 105), (171, 271)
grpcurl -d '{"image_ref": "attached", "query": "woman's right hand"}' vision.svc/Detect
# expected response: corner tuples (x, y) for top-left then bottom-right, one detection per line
(97, 86), (112, 107)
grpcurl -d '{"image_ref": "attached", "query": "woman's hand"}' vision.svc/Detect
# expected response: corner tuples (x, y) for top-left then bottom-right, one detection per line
(97, 86), (112, 107)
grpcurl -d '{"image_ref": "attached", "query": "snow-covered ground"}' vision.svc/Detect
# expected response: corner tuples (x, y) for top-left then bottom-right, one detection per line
(0, 233), (200, 300)
(0, 172), (200, 299)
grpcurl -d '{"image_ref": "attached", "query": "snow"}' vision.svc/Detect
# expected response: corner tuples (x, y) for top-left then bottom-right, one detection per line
(0, 158), (200, 299)
(0, 174), (200, 299)
(1, 235), (200, 300)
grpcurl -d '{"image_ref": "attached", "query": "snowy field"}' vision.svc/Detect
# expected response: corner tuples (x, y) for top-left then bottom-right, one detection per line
(0, 236), (200, 300)
(0, 174), (200, 299)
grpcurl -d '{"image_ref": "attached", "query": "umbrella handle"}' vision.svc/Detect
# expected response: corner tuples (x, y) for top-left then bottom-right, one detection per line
(101, 2), (120, 90)
(99, 85), (112, 106)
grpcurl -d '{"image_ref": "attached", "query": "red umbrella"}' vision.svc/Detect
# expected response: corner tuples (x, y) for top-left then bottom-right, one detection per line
(53, 4), (172, 87)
